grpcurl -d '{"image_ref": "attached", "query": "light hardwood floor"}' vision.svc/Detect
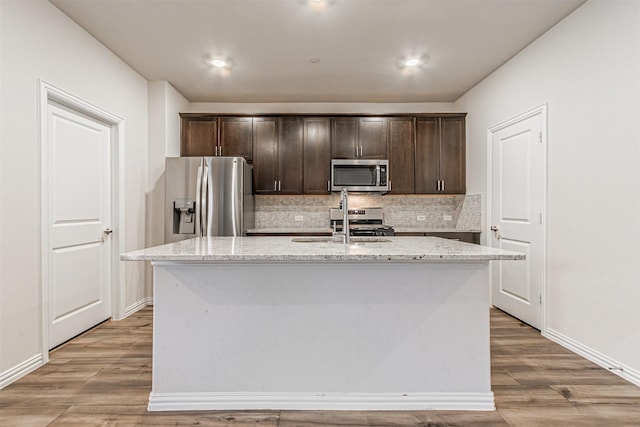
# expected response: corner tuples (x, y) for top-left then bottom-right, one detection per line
(1, 307), (639, 426)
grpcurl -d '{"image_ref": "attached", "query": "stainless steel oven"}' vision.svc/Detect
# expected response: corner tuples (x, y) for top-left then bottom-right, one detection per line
(330, 207), (395, 236)
(330, 159), (389, 192)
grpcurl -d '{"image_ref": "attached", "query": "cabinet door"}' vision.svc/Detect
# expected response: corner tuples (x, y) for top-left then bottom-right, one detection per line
(359, 117), (388, 158)
(331, 117), (358, 158)
(387, 117), (415, 193)
(253, 118), (278, 194)
(415, 118), (440, 193)
(181, 117), (217, 156)
(303, 118), (331, 194)
(439, 116), (465, 194)
(219, 117), (253, 159)
(278, 118), (303, 194)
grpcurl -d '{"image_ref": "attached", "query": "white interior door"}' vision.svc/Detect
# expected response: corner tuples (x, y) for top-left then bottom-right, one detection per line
(46, 103), (112, 349)
(490, 110), (544, 329)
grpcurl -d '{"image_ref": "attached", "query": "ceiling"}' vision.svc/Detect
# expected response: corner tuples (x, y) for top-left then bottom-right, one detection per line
(50, 0), (585, 103)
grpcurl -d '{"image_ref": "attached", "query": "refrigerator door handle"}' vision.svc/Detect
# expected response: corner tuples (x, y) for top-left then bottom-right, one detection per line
(202, 163), (210, 236)
(195, 159), (204, 237)
(231, 159), (241, 236)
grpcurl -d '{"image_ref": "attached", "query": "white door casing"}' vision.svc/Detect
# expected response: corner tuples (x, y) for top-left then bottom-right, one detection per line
(489, 106), (546, 330)
(40, 80), (126, 359)
(45, 102), (112, 349)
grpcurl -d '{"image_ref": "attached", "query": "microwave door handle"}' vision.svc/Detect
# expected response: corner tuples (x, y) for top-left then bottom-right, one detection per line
(376, 164), (381, 186)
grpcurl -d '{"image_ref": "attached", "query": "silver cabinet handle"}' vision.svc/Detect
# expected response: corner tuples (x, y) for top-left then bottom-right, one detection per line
(274, 180), (277, 191)
(278, 180), (281, 192)
(360, 146), (363, 157)
(389, 180), (392, 191)
(219, 145), (222, 156)
(327, 180), (330, 192)
(442, 180), (445, 192)
(437, 180), (440, 192)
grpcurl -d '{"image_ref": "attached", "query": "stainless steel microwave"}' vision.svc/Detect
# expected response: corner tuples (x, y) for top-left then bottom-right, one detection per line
(330, 159), (389, 192)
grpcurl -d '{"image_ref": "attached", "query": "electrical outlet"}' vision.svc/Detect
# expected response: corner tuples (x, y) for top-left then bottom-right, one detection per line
(294, 215), (304, 222)
(443, 215), (453, 221)
(417, 215), (426, 221)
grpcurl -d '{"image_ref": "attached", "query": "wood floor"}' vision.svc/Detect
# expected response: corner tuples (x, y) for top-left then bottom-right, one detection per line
(1, 307), (639, 426)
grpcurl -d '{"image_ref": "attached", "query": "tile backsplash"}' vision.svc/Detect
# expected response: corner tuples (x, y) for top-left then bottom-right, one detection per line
(255, 193), (481, 230)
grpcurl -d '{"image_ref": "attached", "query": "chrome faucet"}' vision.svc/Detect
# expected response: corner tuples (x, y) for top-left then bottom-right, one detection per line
(339, 187), (350, 244)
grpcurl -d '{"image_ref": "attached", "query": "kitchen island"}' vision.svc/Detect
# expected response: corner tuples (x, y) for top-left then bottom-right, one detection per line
(122, 236), (523, 412)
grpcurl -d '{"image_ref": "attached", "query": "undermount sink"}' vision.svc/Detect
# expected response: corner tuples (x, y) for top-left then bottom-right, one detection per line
(291, 237), (392, 244)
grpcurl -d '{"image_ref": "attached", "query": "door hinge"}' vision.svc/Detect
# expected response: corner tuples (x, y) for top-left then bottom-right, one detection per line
(539, 212), (543, 224)
(539, 293), (543, 305)
(539, 132), (543, 143)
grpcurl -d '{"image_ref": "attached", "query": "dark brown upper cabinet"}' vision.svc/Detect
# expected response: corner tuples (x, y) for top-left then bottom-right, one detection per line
(331, 117), (387, 159)
(180, 115), (252, 159)
(387, 117), (415, 194)
(253, 117), (303, 194)
(415, 115), (466, 194)
(303, 118), (331, 194)
(180, 113), (465, 195)
(180, 116), (217, 156)
(219, 117), (253, 160)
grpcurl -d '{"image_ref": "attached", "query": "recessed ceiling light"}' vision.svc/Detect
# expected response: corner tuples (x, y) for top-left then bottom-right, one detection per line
(310, 58), (321, 64)
(397, 54), (428, 70)
(308, 0), (331, 11)
(404, 58), (421, 67)
(203, 55), (233, 70)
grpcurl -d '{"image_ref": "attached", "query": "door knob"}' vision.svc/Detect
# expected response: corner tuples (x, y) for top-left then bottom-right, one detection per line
(101, 228), (113, 243)
(490, 225), (500, 239)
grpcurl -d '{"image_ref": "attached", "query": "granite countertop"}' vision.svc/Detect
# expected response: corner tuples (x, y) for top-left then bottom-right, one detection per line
(121, 236), (523, 263)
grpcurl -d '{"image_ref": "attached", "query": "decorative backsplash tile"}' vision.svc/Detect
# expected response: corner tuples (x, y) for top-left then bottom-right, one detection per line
(255, 193), (481, 231)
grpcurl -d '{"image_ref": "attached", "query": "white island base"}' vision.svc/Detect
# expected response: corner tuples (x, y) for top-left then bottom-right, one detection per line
(149, 261), (494, 412)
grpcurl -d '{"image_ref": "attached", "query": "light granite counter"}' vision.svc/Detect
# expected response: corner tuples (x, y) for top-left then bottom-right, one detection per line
(123, 236), (523, 412)
(121, 235), (522, 263)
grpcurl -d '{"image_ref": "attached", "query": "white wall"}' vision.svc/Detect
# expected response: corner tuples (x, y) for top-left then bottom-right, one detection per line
(0, 0), (149, 378)
(455, 0), (640, 380)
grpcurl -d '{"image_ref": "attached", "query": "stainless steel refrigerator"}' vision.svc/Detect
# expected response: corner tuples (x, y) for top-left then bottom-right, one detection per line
(164, 157), (254, 243)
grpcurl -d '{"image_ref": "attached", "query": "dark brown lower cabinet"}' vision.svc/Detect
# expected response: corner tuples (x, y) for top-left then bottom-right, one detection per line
(395, 231), (480, 244)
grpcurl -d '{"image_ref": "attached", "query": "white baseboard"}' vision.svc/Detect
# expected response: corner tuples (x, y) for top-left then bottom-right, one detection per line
(0, 354), (43, 389)
(148, 391), (495, 412)
(546, 328), (640, 387)
(123, 296), (153, 318)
